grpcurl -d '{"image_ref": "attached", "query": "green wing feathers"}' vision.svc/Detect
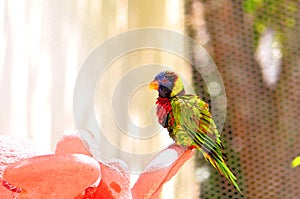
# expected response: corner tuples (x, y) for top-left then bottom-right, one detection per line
(171, 95), (242, 194)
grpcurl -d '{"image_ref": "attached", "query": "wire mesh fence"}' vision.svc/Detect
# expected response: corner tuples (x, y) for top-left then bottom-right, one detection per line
(187, 1), (300, 198)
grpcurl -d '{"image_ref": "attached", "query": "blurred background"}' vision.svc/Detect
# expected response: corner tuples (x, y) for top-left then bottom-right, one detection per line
(1, 0), (300, 198)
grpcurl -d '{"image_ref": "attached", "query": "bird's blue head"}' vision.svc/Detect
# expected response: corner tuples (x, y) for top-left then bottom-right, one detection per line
(150, 71), (185, 98)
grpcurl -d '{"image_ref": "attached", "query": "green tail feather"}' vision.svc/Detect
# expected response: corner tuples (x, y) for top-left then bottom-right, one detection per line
(204, 153), (243, 194)
(217, 160), (242, 194)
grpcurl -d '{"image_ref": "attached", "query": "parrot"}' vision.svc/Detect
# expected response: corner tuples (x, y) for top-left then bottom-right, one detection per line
(149, 71), (242, 194)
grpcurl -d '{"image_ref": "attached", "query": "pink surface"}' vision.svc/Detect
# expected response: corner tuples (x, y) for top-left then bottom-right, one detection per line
(131, 144), (195, 199)
(96, 160), (131, 199)
(0, 135), (45, 198)
(4, 154), (100, 199)
(0, 183), (15, 198)
(0, 135), (43, 177)
(55, 129), (91, 156)
(1, 131), (195, 198)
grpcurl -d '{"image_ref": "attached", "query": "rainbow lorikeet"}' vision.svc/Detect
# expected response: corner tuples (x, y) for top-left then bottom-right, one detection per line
(150, 71), (242, 193)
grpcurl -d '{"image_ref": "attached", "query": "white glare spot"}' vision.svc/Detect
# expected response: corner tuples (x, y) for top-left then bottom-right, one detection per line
(208, 81), (221, 96)
(195, 167), (211, 183)
(255, 28), (282, 89)
(144, 149), (178, 171)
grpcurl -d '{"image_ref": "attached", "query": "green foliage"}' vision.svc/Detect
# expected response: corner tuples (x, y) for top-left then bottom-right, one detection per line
(243, 0), (264, 14)
(292, 156), (300, 168)
(243, 0), (297, 47)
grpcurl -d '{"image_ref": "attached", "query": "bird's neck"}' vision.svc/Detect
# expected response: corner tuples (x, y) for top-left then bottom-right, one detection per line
(170, 88), (185, 98)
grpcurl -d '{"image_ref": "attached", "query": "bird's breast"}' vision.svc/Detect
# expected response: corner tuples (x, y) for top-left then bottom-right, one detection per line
(155, 97), (174, 128)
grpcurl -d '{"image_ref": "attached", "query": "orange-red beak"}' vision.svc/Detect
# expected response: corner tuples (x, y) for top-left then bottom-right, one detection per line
(149, 80), (159, 90)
